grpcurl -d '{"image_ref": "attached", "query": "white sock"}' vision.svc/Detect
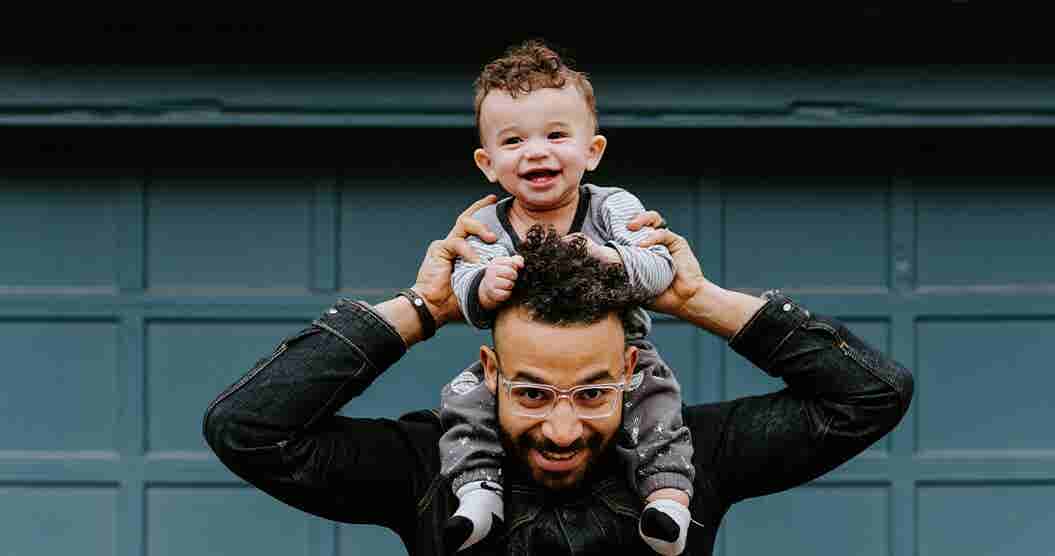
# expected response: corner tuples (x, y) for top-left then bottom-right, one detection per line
(639, 498), (690, 556)
(450, 481), (504, 551)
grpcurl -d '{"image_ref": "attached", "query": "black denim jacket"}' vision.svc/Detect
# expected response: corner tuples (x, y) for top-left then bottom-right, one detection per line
(203, 292), (913, 555)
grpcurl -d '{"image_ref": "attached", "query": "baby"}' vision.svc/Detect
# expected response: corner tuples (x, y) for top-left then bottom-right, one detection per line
(440, 40), (695, 556)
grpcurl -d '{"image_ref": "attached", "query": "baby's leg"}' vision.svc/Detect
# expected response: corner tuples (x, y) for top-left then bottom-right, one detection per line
(618, 342), (695, 556)
(438, 362), (505, 552)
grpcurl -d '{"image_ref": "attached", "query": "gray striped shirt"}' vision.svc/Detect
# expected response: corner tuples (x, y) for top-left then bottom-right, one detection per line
(452, 184), (673, 339)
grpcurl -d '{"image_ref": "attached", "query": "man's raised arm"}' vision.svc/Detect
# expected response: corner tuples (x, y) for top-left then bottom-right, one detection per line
(201, 196), (496, 532)
(639, 228), (914, 506)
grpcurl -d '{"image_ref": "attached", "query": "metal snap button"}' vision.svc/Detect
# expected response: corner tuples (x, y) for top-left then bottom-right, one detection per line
(782, 303), (792, 312)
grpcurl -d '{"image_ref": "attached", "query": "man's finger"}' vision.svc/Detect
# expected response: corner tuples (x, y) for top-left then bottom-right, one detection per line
(445, 237), (480, 264)
(637, 228), (682, 250)
(627, 210), (666, 231)
(459, 217), (498, 243)
(449, 194), (498, 240)
(458, 194), (498, 220)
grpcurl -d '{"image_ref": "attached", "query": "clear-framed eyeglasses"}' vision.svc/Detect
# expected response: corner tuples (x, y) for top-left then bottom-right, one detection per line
(497, 373), (627, 419)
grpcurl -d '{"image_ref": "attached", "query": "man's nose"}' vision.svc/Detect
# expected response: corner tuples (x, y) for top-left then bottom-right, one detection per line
(541, 399), (584, 447)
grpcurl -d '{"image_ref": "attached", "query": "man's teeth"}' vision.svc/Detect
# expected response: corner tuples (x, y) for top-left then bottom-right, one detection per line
(541, 450), (578, 460)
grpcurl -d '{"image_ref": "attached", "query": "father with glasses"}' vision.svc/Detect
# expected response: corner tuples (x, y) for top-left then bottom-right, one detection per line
(203, 196), (914, 555)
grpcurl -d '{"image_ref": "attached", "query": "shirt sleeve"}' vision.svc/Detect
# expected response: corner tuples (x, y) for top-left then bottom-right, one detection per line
(451, 234), (512, 329)
(600, 190), (675, 298)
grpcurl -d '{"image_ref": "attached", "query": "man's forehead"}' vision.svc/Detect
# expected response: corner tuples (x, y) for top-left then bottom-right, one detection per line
(493, 309), (625, 385)
(507, 366), (621, 387)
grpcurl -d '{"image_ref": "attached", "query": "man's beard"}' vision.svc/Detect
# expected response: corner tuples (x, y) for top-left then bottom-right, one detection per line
(498, 399), (612, 491)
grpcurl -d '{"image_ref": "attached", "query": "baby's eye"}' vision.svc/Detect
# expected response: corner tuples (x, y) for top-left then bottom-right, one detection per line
(502, 136), (522, 146)
(548, 131), (568, 140)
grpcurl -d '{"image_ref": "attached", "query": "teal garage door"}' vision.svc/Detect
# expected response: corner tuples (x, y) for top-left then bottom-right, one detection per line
(1, 128), (1053, 555)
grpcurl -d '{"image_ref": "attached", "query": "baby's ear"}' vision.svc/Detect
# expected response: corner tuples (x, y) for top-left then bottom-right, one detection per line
(474, 148), (498, 183)
(586, 135), (607, 171)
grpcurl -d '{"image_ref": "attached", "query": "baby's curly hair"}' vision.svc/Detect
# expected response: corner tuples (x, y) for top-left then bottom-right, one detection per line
(506, 224), (649, 328)
(473, 39), (598, 141)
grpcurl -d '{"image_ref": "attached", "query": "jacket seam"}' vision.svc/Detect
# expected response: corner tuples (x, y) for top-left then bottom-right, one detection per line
(312, 319), (373, 375)
(298, 359), (368, 433)
(353, 299), (408, 350)
(727, 298), (772, 347)
(763, 313), (811, 368)
(805, 321), (903, 397)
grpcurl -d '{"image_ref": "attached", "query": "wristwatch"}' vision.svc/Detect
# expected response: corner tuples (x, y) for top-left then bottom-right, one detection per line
(396, 288), (437, 340)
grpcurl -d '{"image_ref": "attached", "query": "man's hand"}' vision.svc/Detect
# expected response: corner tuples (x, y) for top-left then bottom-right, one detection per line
(626, 210), (667, 232)
(478, 255), (525, 310)
(637, 228), (707, 317)
(411, 195), (499, 326)
(639, 227), (766, 338)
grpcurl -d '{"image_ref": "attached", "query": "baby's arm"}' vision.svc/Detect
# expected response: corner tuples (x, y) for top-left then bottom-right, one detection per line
(452, 236), (514, 329)
(601, 190), (675, 297)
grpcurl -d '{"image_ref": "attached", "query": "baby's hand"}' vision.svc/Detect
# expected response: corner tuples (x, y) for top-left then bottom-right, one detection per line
(565, 233), (622, 265)
(478, 255), (525, 310)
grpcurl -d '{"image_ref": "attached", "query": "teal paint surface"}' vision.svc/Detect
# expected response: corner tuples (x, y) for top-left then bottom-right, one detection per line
(1, 127), (1053, 555)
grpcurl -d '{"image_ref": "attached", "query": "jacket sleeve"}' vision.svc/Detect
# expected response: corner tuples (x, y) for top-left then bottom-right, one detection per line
(202, 298), (440, 536)
(684, 291), (914, 506)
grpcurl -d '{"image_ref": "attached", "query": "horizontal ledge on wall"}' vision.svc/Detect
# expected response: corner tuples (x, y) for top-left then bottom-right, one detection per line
(3, 111), (1055, 128)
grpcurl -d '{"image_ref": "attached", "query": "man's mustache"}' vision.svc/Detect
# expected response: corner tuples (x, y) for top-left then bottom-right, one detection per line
(519, 433), (587, 455)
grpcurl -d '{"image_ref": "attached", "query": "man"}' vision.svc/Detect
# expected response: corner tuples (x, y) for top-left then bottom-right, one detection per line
(203, 196), (913, 555)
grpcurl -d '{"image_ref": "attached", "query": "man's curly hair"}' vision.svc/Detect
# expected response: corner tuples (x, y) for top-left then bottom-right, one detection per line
(506, 224), (649, 328)
(473, 39), (598, 142)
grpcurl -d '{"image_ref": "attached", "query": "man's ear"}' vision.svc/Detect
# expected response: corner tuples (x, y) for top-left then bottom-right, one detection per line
(623, 344), (638, 384)
(481, 344), (499, 395)
(474, 148), (498, 183)
(585, 134), (607, 171)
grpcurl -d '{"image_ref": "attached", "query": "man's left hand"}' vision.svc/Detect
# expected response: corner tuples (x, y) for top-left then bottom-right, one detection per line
(411, 194), (499, 326)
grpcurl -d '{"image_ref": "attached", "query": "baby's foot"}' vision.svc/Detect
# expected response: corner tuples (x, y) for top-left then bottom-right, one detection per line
(443, 481), (504, 553)
(639, 498), (690, 555)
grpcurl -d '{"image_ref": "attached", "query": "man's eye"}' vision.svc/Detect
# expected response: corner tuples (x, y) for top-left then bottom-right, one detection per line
(513, 386), (553, 408)
(522, 388), (547, 400)
(579, 388), (603, 400)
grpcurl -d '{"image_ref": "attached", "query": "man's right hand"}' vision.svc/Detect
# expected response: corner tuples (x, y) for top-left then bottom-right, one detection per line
(411, 195), (499, 326)
(637, 228), (708, 317)
(639, 227), (765, 339)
